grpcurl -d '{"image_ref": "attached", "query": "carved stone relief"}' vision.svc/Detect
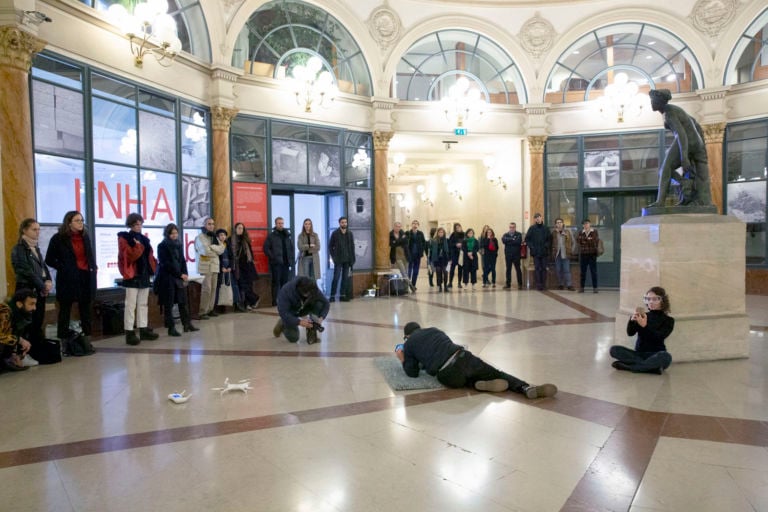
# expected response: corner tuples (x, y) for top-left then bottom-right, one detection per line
(367, 5), (401, 53)
(689, 0), (737, 38)
(518, 14), (555, 60)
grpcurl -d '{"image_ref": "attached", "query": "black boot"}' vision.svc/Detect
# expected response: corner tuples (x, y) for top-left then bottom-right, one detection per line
(126, 330), (140, 345)
(139, 327), (159, 341)
(183, 324), (199, 332)
(168, 326), (181, 337)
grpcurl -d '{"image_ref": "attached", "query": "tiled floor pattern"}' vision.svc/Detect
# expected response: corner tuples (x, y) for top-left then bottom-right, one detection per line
(1, 287), (767, 511)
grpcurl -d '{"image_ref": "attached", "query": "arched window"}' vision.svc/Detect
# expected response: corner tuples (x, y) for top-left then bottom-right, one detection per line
(90, 0), (211, 62)
(725, 9), (768, 85)
(396, 30), (526, 104)
(545, 23), (702, 104)
(232, 0), (372, 96)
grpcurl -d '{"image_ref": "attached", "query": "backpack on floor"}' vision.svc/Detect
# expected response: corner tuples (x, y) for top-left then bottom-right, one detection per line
(63, 330), (95, 357)
(29, 338), (62, 365)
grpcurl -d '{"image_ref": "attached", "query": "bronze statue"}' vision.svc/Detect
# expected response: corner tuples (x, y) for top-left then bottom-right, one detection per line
(647, 89), (713, 208)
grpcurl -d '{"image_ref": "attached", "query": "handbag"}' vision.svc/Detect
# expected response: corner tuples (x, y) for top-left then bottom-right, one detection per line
(218, 277), (234, 306)
(520, 242), (528, 259)
(597, 239), (605, 257)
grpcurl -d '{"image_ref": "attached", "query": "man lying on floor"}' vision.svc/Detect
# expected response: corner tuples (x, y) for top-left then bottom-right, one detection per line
(395, 322), (557, 398)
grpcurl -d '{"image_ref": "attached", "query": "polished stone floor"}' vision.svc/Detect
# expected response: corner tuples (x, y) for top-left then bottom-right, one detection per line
(1, 282), (767, 512)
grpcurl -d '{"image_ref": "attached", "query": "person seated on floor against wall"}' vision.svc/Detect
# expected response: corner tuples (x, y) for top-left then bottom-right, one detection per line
(395, 322), (558, 398)
(0, 301), (32, 372)
(7, 289), (41, 368)
(272, 276), (330, 345)
(610, 286), (674, 375)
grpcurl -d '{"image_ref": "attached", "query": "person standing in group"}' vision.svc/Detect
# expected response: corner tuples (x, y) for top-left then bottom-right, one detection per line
(481, 227), (499, 288)
(610, 286), (674, 374)
(195, 217), (226, 318)
(117, 213), (159, 346)
(214, 228), (242, 312)
(11, 218), (52, 344)
(389, 221), (412, 291)
(429, 227), (450, 292)
(576, 218), (600, 293)
(155, 223), (198, 336)
(297, 218), (321, 281)
(551, 218), (575, 291)
(426, 227), (437, 288)
(263, 217), (293, 306)
(230, 223), (260, 311)
(478, 224), (490, 285)
(447, 223), (465, 289)
(525, 213), (551, 291)
(406, 220), (427, 291)
(45, 211), (97, 345)
(461, 228), (479, 289)
(502, 222), (523, 290)
(328, 216), (355, 302)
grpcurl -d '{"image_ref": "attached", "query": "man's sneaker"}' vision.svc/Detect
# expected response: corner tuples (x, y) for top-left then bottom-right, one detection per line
(524, 383), (558, 399)
(474, 379), (509, 392)
(306, 328), (319, 345)
(21, 354), (39, 367)
(4, 355), (29, 371)
(273, 319), (284, 338)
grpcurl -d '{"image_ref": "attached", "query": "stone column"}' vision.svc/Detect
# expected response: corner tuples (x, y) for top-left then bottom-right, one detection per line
(373, 131), (394, 271)
(703, 122), (725, 214)
(0, 26), (45, 295)
(210, 106), (238, 230)
(527, 135), (547, 220)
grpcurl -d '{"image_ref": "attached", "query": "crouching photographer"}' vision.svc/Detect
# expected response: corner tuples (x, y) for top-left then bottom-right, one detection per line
(273, 276), (329, 345)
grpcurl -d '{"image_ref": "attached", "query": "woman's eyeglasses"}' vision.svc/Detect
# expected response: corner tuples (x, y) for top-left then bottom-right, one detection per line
(643, 296), (662, 302)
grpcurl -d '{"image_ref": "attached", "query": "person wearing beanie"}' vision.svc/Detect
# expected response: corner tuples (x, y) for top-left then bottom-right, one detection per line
(395, 322), (558, 399)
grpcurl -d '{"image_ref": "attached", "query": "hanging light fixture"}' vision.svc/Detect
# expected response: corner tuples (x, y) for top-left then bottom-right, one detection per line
(440, 76), (486, 129)
(107, 0), (182, 68)
(596, 72), (645, 123)
(352, 148), (371, 170)
(289, 56), (338, 113)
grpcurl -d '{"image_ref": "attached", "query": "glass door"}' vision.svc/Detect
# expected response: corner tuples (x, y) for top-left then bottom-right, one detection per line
(583, 192), (656, 287)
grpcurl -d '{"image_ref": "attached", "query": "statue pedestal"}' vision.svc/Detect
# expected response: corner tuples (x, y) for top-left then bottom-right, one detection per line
(614, 214), (749, 362)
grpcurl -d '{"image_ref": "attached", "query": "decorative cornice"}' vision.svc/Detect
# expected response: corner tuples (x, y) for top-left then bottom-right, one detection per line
(527, 135), (547, 154)
(524, 103), (550, 116)
(372, 97), (397, 110)
(211, 106), (239, 131)
(696, 86), (730, 102)
(373, 131), (394, 150)
(0, 25), (45, 72)
(702, 122), (726, 144)
(211, 67), (241, 83)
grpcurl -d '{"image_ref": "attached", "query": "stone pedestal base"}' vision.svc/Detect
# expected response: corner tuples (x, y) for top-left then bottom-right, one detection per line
(614, 214), (749, 362)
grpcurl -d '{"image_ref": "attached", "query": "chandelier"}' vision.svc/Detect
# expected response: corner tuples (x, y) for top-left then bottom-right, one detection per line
(107, 0), (182, 68)
(440, 76), (486, 128)
(289, 56), (338, 113)
(596, 72), (645, 123)
(352, 148), (371, 170)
